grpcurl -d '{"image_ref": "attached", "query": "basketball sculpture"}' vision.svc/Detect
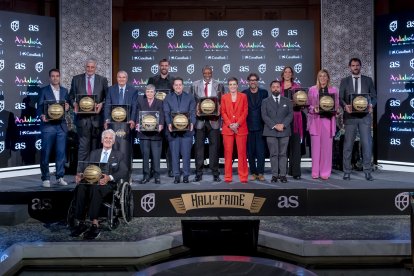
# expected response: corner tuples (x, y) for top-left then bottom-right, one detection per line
(83, 165), (102, 184)
(293, 90), (308, 106)
(319, 96), (334, 111)
(173, 114), (189, 130)
(155, 91), (167, 101)
(142, 114), (158, 131)
(352, 96), (368, 112)
(111, 107), (127, 122)
(79, 96), (95, 112)
(200, 99), (216, 114)
(48, 103), (64, 120)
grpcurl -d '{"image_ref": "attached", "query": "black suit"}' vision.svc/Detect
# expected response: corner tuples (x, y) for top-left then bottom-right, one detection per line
(74, 148), (127, 221)
(70, 73), (108, 161)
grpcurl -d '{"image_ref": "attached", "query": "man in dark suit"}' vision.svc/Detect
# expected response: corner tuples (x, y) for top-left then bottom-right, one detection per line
(148, 58), (174, 177)
(339, 58), (377, 181)
(190, 65), (224, 182)
(163, 77), (196, 184)
(37, 69), (71, 187)
(242, 73), (269, 181)
(70, 58), (108, 162)
(71, 129), (128, 240)
(104, 70), (138, 176)
(261, 80), (293, 183)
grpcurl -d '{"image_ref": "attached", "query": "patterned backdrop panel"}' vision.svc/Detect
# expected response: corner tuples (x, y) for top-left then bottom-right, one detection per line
(321, 0), (374, 87)
(59, 0), (112, 88)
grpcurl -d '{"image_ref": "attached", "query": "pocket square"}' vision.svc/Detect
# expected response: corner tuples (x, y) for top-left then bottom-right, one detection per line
(283, 104), (287, 107)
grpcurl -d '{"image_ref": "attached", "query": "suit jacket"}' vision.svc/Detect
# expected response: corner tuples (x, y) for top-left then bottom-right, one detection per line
(163, 91), (196, 140)
(89, 148), (128, 184)
(37, 84), (70, 132)
(104, 84), (138, 122)
(220, 92), (248, 136)
(242, 88), (269, 131)
(261, 96), (293, 137)
(190, 79), (225, 130)
(339, 75), (377, 122)
(70, 73), (108, 128)
(136, 95), (165, 140)
(307, 85), (339, 137)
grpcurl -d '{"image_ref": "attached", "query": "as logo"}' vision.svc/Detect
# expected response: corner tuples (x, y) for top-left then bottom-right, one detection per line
(169, 66), (178, 73)
(288, 29), (298, 36)
(15, 63), (26, 70)
(15, 103), (26, 109)
(252, 30), (262, 36)
(275, 65), (285, 72)
(389, 99), (400, 107)
(277, 195), (299, 208)
(132, 66), (142, 73)
(390, 138), (401, 145)
(217, 30), (227, 37)
(15, 142), (26, 150)
(28, 24), (39, 31)
(183, 30), (193, 37)
(239, 65), (249, 72)
(148, 30), (158, 37)
(389, 61), (400, 68)
(31, 198), (52, 210)
(407, 21), (414, 28)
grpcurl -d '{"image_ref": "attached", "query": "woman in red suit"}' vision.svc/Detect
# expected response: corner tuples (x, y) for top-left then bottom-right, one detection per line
(221, 77), (248, 183)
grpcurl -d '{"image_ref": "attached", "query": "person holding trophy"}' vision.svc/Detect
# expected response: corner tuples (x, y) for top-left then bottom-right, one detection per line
(307, 69), (339, 180)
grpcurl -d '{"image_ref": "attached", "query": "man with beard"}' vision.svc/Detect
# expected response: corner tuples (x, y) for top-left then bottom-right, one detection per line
(261, 80), (293, 183)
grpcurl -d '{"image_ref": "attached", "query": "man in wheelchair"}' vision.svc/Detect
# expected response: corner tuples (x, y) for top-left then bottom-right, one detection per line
(70, 129), (128, 239)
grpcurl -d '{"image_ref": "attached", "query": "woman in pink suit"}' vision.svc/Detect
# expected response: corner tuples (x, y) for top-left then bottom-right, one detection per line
(307, 69), (339, 179)
(221, 77), (248, 183)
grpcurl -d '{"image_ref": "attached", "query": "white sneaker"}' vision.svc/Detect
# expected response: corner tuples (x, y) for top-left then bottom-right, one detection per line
(42, 180), (51, 188)
(57, 178), (68, 186)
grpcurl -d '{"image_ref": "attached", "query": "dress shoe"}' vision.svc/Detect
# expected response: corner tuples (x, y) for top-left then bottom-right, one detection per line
(83, 224), (101, 240)
(193, 175), (202, 182)
(213, 176), (221, 182)
(168, 170), (174, 177)
(70, 221), (88, 237)
(279, 176), (288, 183)
(173, 177), (180, 184)
(183, 176), (189, 183)
(257, 174), (265, 181)
(293, 176), (301, 180)
(154, 178), (161, 184)
(271, 176), (278, 183)
(343, 173), (351, 180)
(365, 172), (373, 181)
(250, 174), (257, 181)
(140, 178), (150, 184)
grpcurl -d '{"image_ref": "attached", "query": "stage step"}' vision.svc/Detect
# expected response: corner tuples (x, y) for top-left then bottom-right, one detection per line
(0, 205), (29, 225)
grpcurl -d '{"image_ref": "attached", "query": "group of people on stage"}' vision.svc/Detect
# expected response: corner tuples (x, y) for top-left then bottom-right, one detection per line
(38, 57), (377, 187)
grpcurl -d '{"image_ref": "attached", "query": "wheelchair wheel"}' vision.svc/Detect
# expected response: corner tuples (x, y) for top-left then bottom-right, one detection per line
(66, 199), (76, 229)
(120, 182), (133, 224)
(107, 199), (120, 231)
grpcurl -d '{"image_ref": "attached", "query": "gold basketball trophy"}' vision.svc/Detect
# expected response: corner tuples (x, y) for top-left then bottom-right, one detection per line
(172, 112), (190, 131)
(291, 88), (308, 107)
(77, 161), (109, 185)
(155, 89), (170, 101)
(45, 100), (65, 120)
(318, 94), (336, 114)
(350, 94), (369, 113)
(76, 94), (97, 113)
(198, 97), (218, 116)
(110, 105), (129, 123)
(139, 111), (159, 132)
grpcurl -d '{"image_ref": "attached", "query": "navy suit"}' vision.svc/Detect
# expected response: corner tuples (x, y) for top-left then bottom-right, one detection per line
(163, 91), (196, 178)
(70, 73), (108, 161)
(75, 148), (127, 221)
(339, 75), (377, 174)
(37, 85), (70, 181)
(242, 88), (269, 176)
(104, 84), (138, 175)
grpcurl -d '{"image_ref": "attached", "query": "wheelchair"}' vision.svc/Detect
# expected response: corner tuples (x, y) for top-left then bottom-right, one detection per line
(67, 180), (134, 231)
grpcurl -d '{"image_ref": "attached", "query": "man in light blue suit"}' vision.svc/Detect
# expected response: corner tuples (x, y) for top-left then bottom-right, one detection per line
(339, 58), (377, 181)
(37, 69), (71, 187)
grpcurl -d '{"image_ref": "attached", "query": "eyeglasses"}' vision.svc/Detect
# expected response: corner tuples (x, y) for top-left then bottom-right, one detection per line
(249, 79), (258, 82)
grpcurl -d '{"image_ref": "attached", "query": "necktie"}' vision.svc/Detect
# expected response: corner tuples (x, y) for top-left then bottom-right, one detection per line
(204, 82), (209, 97)
(354, 77), (359, 94)
(119, 88), (124, 104)
(101, 151), (108, 163)
(276, 97), (279, 104)
(87, 76), (92, 95)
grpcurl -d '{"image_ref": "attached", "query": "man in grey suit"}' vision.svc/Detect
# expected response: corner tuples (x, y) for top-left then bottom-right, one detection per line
(261, 80), (293, 183)
(190, 65), (224, 182)
(70, 58), (108, 162)
(339, 58), (377, 181)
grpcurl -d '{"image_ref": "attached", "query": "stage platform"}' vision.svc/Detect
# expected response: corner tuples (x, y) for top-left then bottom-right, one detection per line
(0, 167), (413, 221)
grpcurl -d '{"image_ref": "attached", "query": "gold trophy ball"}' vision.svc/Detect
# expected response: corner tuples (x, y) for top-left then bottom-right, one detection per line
(173, 114), (189, 130)
(353, 96), (368, 111)
(79, 97), (95, 112)
(155, 92), (166, 101)
(111, 107), (127, 122)
(48, 103), (64, 120)
(142, 114), (157, 131)
(293, 90), (308, 106)
(83, 165), (102, 184)
(200, 99), (216, 114)
(319, 96), (334, 111)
